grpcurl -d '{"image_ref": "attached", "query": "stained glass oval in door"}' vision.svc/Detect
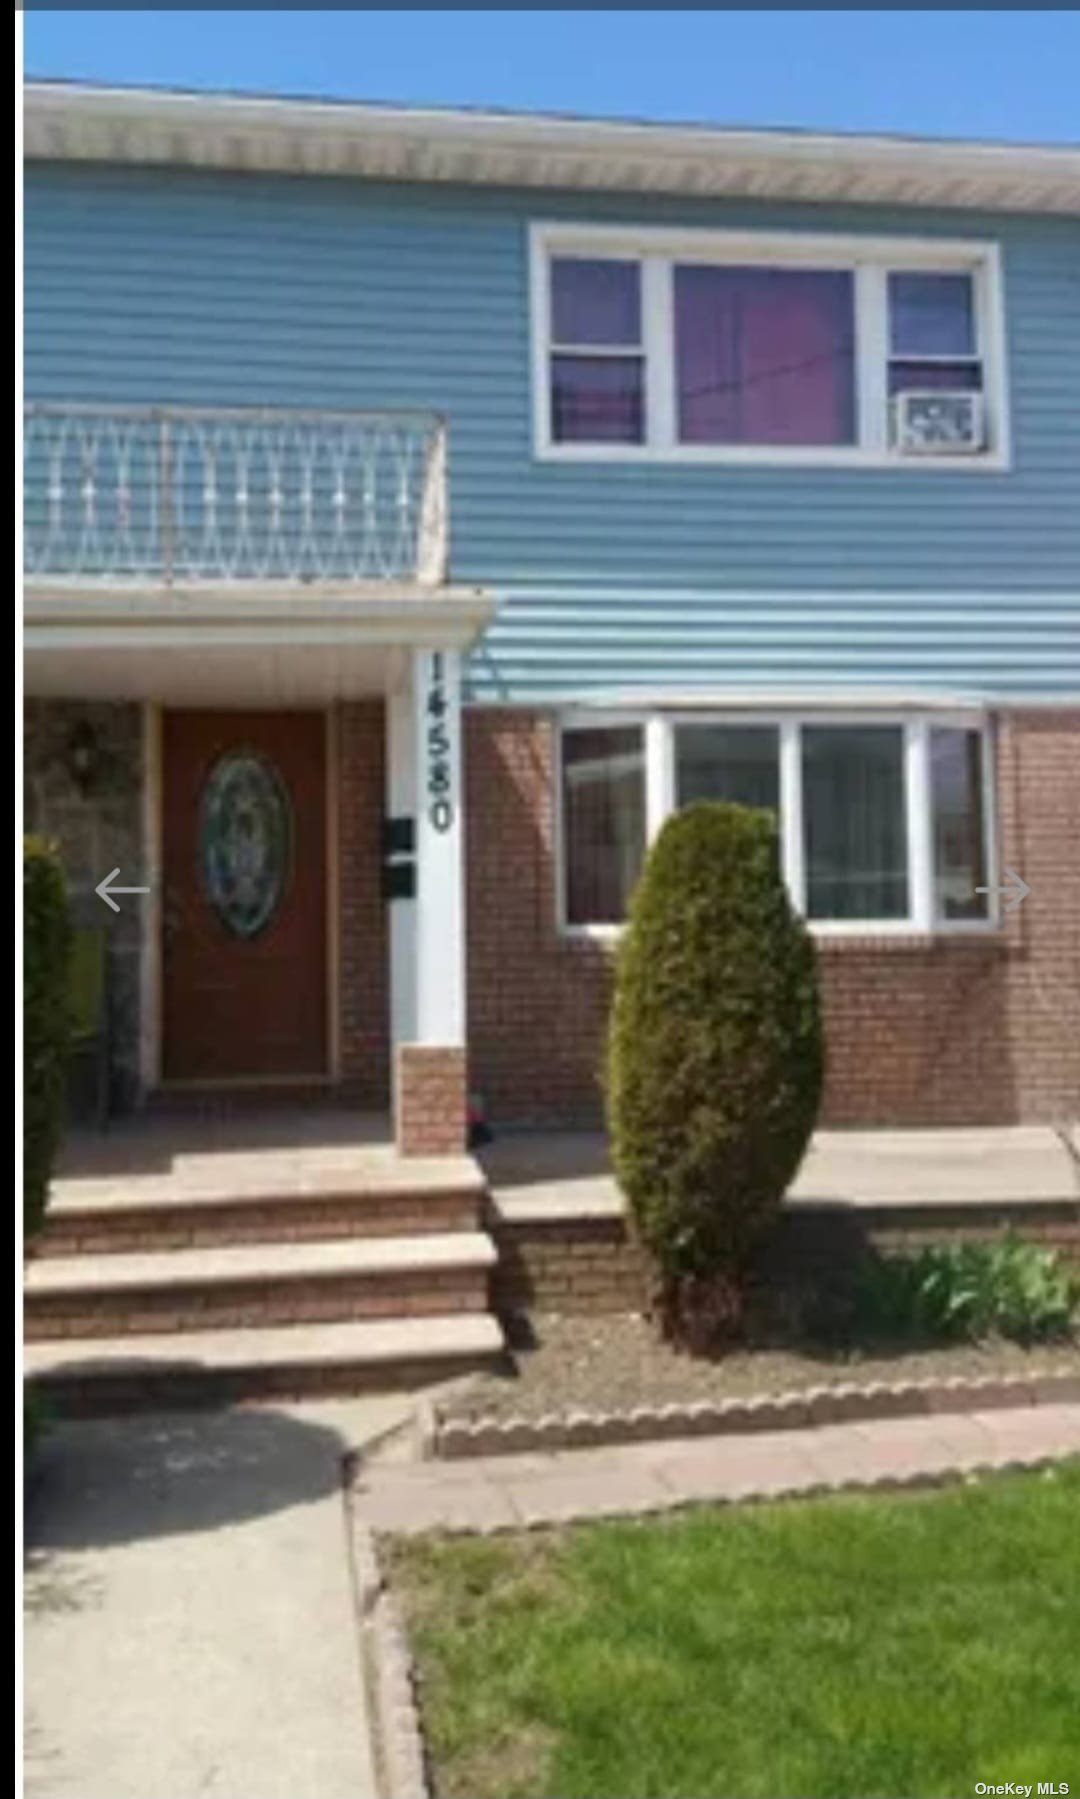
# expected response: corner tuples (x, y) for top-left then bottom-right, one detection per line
(199, 750), (293, 939)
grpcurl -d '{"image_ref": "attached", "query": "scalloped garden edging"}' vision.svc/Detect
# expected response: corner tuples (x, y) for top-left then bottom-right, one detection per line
(431, 1369), (1080, 1460)
(349, 1497), (432, 1799)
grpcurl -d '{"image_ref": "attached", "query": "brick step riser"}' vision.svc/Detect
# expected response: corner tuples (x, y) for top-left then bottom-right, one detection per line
(27, 1350), (506, 1417)
(35, 1193), (481, 1257)
(25, 1271), (491, 1341)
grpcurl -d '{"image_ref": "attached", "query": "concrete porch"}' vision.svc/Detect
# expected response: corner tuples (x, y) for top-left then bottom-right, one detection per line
(481, 1123), (1080, 1216)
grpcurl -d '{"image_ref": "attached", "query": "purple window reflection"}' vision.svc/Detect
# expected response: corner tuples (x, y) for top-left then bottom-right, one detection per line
(889, 273), (975, 357)
(675, 266), (855, 446)
(551, 355), (644, 444)
(551, 258), (641, 347)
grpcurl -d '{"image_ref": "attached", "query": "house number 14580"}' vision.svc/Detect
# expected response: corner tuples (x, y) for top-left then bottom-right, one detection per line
(425, 653), (454, 833)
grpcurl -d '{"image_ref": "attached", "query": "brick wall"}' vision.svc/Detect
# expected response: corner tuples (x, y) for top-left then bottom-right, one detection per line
(998, 710), (1080, 1122)
(489, 1203), (1080, 1323)
(395, 1045), (468, 1156)
(464, 707), (1080, 1129)
(465, 709), (613, 1125)
(337, 700), (391, 1110)
(490, 1214), (650, 1316)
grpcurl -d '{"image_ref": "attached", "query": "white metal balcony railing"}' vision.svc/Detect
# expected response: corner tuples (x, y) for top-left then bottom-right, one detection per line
(23, 404), (448, 586)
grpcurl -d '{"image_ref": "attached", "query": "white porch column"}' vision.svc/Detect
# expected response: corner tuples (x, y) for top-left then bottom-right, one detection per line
(388, 646), (468, 1155)
(412, 646), (465, 1045)
(385, 668), (418, 1050)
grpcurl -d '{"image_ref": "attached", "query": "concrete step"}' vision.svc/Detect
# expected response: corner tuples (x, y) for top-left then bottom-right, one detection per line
(38, 1159), (484, 1257)
(25, 1232), (498, 1340)
(24, 1312), (507, 1413)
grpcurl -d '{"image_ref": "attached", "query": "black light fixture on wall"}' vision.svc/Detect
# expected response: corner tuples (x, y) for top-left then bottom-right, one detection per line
(64, 719), (104, 798)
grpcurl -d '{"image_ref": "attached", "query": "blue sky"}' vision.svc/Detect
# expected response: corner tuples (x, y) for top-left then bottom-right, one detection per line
(22, 10), (1080, 145)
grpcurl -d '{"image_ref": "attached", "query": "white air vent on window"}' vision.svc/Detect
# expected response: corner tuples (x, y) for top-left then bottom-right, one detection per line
(892, 390), (985, 455)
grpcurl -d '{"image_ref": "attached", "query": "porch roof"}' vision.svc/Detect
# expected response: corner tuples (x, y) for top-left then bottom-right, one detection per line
(23, 583), (496, 704)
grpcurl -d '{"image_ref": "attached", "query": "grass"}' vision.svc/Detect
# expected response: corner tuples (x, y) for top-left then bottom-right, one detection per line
(388, 1463), (1080, 1799)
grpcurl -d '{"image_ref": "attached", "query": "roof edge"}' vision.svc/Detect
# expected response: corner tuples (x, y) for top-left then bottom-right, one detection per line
(23, 81), (1080, 215)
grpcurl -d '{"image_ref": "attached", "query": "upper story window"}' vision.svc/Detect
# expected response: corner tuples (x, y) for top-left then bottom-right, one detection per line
(533, 225), (1009, 468)
(550, 258), (645, 444)
(674, 266), (856, 448)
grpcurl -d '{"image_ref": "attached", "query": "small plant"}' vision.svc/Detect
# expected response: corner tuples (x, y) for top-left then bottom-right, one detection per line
(607, 802), (823, 1348)
(23, 1387), (50, 1464)
(24, 836), (72, 1244)
(854, 1233), (1078, 1344)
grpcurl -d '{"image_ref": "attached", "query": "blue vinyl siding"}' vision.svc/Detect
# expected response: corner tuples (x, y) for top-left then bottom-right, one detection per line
(24, 162), (1080, 700)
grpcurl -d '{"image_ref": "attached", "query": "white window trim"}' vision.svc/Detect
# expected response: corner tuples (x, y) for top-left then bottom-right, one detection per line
(556, 707), (1000, 939)
(530, 222), (1011, 471)
(555, 710), (652, 940)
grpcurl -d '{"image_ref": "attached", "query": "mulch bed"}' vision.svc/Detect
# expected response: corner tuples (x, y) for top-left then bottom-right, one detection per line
(440, 1313), (1080, 1425)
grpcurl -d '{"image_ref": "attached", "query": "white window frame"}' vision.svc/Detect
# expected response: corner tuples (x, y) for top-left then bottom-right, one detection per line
(530, 223), (1011, 470)
(556, 708), (1000, 938)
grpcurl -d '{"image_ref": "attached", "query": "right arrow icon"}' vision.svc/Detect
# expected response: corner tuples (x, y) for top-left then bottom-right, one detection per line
(975, 867), (1031, 912)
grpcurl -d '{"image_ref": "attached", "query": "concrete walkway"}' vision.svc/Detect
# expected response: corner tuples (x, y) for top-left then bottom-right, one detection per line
(23, 1397), (1080, 1799)
(24, 1396), (414, 1799)
(353, 1403), (1080, 1536)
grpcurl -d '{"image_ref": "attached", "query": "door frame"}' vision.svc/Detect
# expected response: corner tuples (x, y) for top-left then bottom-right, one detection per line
(141, 701), (341, 1092)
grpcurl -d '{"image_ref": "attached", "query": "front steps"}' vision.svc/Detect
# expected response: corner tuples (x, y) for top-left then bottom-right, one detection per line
(25, 1233), (497, 1339)
(35, 1163), (484, 1256)
(24, 1314), (505, 1414)
(26, 1137), (506, 1410)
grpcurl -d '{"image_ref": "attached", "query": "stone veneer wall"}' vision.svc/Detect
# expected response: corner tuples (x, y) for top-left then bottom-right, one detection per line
(24, 700), (145, 1113)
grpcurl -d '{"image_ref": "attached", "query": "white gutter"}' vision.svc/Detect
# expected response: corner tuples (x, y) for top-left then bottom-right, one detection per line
(23, 82), (1080, 215)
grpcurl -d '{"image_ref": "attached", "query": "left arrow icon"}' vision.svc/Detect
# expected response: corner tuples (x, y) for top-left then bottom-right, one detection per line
(95, 869), (151, 913)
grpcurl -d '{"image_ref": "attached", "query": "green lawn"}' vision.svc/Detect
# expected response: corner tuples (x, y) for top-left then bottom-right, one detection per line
(387, 1463), (1080, 1799)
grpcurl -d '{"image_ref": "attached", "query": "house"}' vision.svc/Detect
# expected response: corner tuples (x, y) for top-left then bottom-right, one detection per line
(22, 81), (1080, 1163)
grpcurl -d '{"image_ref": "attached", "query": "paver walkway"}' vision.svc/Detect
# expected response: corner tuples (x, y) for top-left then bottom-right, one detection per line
(24, 1396), (413, 1799)
(354, 1403), (1080, 1535)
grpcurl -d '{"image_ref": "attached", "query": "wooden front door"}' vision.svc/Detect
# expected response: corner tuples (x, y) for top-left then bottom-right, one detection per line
(162, 710), (328, 1082)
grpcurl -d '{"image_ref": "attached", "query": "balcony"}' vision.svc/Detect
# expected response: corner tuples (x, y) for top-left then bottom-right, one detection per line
(23, 403), (448, 589)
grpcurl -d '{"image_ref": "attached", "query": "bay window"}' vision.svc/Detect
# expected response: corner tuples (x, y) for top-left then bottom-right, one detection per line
(561, 725), (646, 925)
(533, 226), (1007, 465)
(930, 726), (989, 922)
(675, 724), (780, 812)
(802, 725), (908, 921)
(559, 714), (995, 933)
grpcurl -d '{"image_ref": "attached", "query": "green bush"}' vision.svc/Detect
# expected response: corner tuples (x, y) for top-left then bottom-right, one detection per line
(854, 1234), (1078, 1344)
(23, 836), (72, 1243)
(607, 802), (823, 1345)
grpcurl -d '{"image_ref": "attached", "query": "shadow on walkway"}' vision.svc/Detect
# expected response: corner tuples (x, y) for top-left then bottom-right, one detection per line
(26, 1403), (346, 1554)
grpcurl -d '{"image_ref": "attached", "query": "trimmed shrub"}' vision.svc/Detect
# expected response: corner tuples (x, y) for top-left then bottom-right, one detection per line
(607, 802), (823, 1346)
(23, 836), (72, 1243)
